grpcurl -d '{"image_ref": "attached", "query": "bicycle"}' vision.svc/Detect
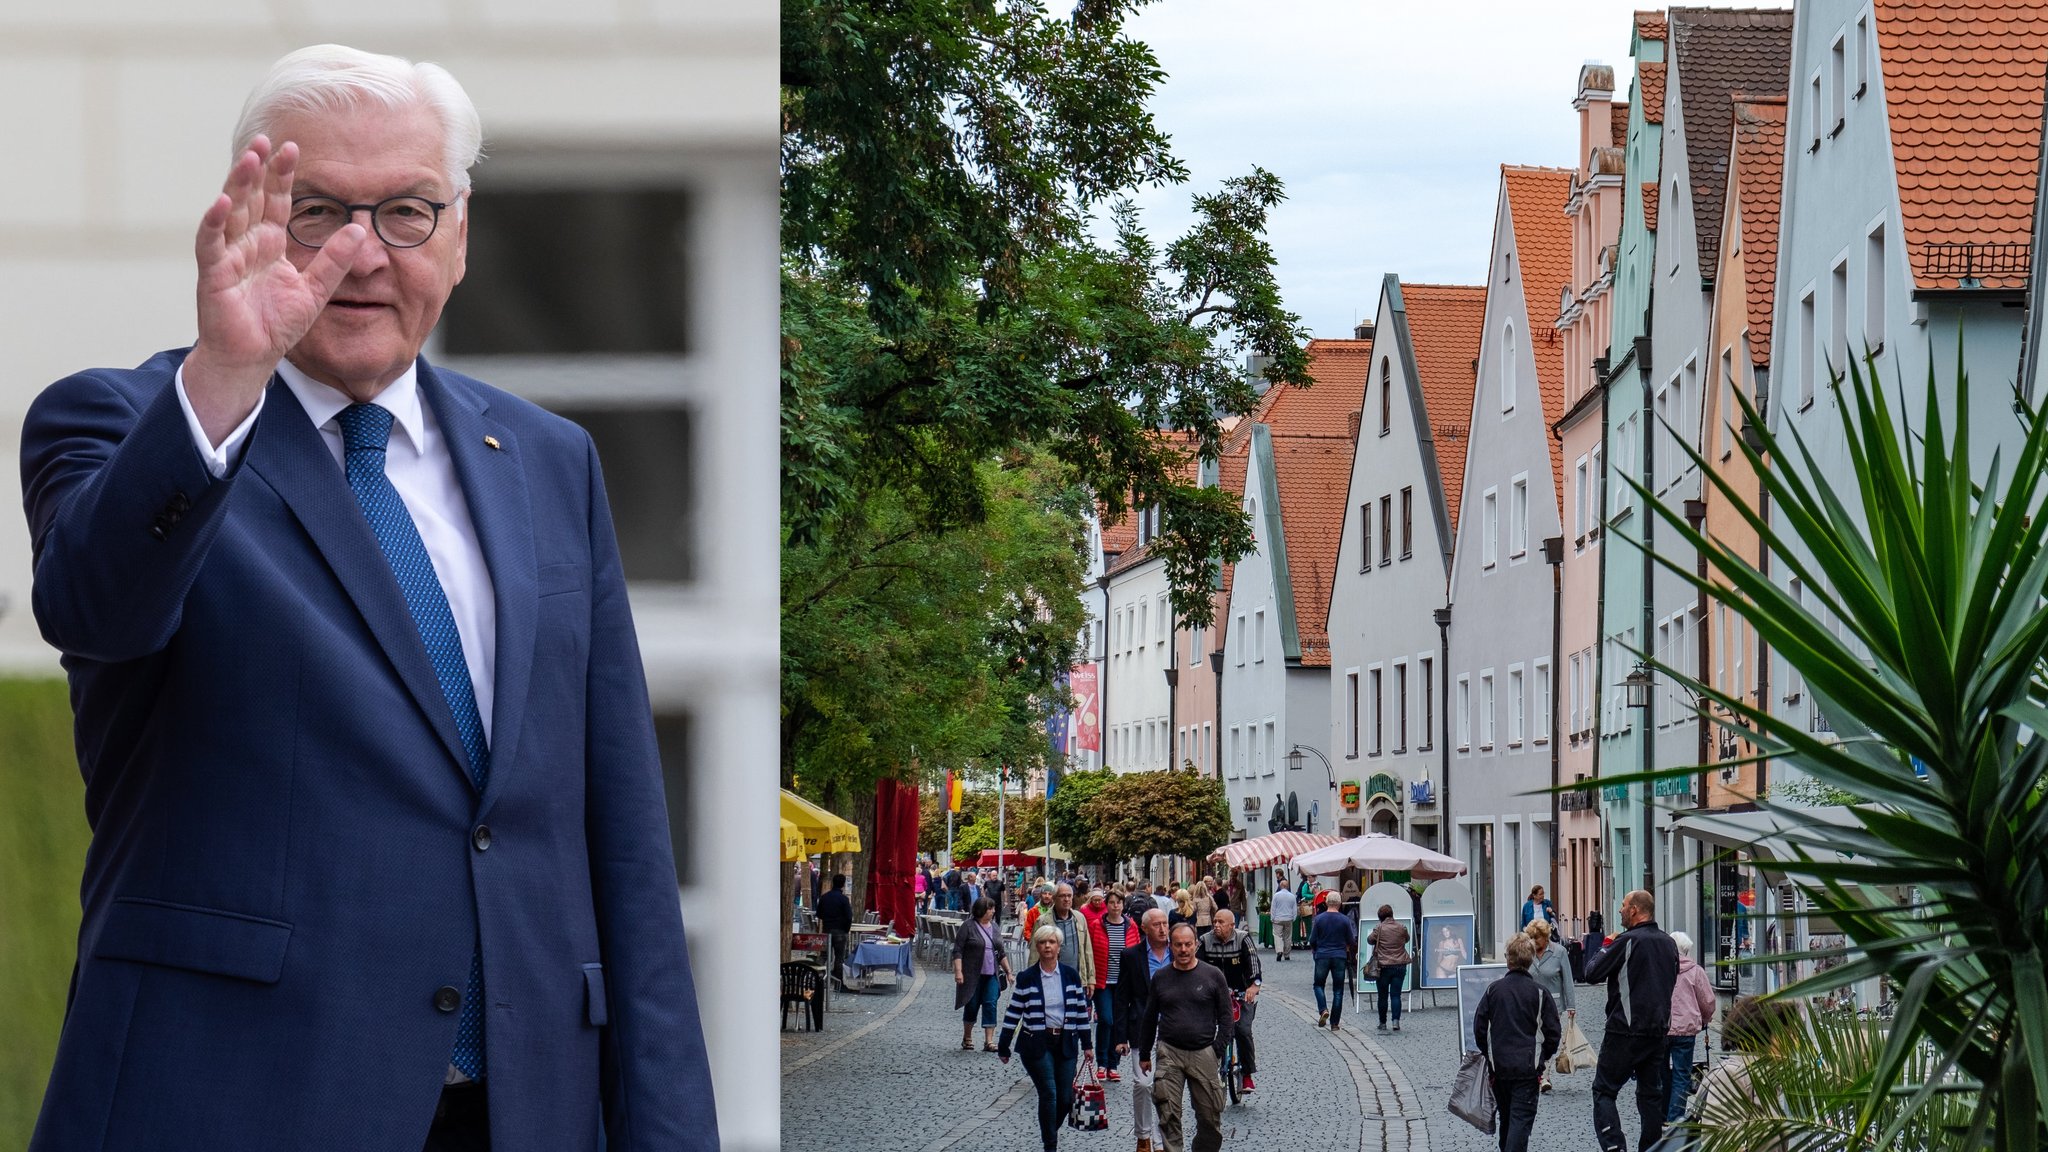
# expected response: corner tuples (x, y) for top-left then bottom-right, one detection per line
(1218, 992), (1245, 1107)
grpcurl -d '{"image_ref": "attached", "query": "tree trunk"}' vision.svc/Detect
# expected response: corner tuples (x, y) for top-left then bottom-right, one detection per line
(848, 785), (879, 919)
(781, 859), (798, 961)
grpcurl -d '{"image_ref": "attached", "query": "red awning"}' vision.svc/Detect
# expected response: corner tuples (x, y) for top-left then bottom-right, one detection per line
(972, 849), (1035, 867)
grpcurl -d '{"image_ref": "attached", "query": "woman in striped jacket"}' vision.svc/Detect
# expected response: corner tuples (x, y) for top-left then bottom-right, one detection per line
(999, 924), (1097, 1152)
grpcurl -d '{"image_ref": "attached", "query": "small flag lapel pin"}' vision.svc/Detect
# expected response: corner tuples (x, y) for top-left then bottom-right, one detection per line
(484, 435), (501, 450)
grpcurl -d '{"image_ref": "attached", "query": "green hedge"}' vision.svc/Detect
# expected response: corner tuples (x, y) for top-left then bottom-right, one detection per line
(0, 679), (87, 1146)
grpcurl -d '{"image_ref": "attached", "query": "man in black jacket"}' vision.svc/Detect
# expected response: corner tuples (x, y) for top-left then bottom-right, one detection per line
(816, 873), (856, 990)
(1136, 924), (1232, 1152)
(1473, 933), (1561, 1152)
(1114, 908), (1173, 1152)
(1583, 889), (1679, 1152)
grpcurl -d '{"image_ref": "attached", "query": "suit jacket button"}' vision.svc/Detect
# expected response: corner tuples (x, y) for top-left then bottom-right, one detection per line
(148, 522), (167, 541)
(472, 825), (492, 852)
(434, 986), (462, 1013)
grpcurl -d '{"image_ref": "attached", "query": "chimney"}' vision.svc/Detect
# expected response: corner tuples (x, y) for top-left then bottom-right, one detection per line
(1245, 352), (1274, 395)
(1354, 320), (1375, 341)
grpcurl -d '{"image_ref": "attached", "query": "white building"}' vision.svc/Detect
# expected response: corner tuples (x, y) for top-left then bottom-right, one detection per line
(1447, 167), (1572, 958)
(1218, 341), (1363, 841)
(1101, 505), (1176, 776)
(0, 9), (776, 1147)
(1325, 278), (1484, 851)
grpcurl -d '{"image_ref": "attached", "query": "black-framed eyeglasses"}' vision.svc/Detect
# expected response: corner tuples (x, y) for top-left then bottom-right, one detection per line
(289, 195), (449, 249)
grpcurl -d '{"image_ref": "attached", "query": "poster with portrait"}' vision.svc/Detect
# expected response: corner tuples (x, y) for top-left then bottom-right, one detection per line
(1456, 962), (1509, 1053)
(1420, 914), (1475, 989)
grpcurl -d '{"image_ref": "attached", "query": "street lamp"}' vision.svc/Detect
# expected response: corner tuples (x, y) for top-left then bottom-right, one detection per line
(1624, 662), (1653, 711)
(1285, 744), (1336, 791)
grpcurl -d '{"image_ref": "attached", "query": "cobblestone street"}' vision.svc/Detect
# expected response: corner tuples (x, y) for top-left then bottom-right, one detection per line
(783, 945), (1656, 1152)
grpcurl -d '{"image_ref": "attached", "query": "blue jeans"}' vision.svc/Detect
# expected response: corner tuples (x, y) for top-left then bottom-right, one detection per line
(1313, 956), (1346, 1025)
(1665, 1034), (1697, 1121)
(1093, 988), (1120, 1070)
(1375, 963), (1407, 1024)
(1019, 1033), (1081, 1152)
(963, 973), (1001, 1028)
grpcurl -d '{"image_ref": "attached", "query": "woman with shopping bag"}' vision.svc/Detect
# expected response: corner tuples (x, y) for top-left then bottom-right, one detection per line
(1000, 924), (1097, 1152)
(1524, 920), (1576, 1093)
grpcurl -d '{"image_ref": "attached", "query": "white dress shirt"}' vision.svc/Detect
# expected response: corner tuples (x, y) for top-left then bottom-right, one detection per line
(176, 360), (498, 740)
(1041, 964), (1065, 1032)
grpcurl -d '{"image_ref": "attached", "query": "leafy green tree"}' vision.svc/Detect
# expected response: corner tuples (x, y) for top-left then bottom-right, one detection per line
(1047, 767), (1119, 866)
(781, 0), (1309, 625)
(1084, 765), (1231, 864)
(1630, 351), (2048, 1149)
(919, 787), (1048, 858)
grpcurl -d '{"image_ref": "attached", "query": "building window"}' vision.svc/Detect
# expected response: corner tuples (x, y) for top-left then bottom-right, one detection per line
(1809, 72), (1823, 150)
(1380, 495), (1393, 566)
(1456, 674), (1471, 751)
(1854, 14), (1871, 96)
(1380, 358), (1393, 436)
(1509, 475), (1528, 558)
(1394, 661), (1409, 752)
(1569, 652), (1583, 735)
(1799, 289), (1817, 409)
(1719, 349), (1736, 460)
(1264, 721), (1277, 777)
(1138, 601), (1148, 652)
(1229, 726), (1241, 779)
(1682, 356), (1698, 457)
(1253, 609), (1266, 663)
(1831, 258), (1850, 385)
(1369, 666), (1384, 755)
(1346, 671), (1361, 757)
(1201, 722), (1212, 772)
(1574, 456), (1588, 539)
(1866, 222), (1886, 352)
(1480, 672), (1496, 750)
(1235, 612), (1247, 665)
(1534, 658), (1551, 743)
(1420, 656), (1435, 751)
(1830, 34), (1847, 133)
(1508, 664), (1525, 746)
(1401, 487), (1414, 558)
(1483, 487), (1499, 567)
(1501, 321), (1517, 413)
(1360, 503), (1373, 573)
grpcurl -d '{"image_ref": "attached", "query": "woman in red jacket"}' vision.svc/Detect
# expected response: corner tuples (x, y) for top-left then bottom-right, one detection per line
(1087, 888), (1141, 1081)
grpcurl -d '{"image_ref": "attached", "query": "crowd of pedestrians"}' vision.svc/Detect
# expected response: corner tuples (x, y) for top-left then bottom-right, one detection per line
(927, 868), (1777, 1152)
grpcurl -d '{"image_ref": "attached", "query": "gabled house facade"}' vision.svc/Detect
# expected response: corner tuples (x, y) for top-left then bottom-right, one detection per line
(1219, 340), (1367, 842)
(1327, 278), (1484, 853)
(1553, 63), (1628, 939)
(1633, 5), (1794, 944)
(1448, 166), (1573, 957)
(1100, 503), (1175, 777)
(1769, 0), (2048, 759)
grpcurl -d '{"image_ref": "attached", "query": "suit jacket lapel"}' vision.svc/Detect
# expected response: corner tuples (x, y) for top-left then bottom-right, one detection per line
(243, 375), (473, 782)
(419, 358), (537, 820)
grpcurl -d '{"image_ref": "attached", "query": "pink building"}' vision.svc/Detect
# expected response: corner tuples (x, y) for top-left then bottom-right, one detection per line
(1550, 63), (1627, 938)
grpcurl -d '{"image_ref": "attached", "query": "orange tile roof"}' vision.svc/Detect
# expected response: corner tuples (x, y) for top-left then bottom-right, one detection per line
(1216, 444), (1251, 616)
(1263, 339), (1372, 436)
(1641, 181), (1660, 232)
(1100, 509), (1137, 559)
(1732, 97), (1787, 367)
(1611, 101), (1632, 147)
(1502, 166), (1576, 503)
(1400, 283), (1487, 536)
(1876, 0), (2048, 290)
(1268, 432), (1355, 667)
(1639, 61), (1667, 124)
(1670, 8), (1795, 278)
(1637, 10), (1669, 40)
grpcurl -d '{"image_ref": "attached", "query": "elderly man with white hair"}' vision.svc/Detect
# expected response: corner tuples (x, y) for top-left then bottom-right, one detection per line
(1664, 930), (1719, 1121)
(21, 44), (712, 1152)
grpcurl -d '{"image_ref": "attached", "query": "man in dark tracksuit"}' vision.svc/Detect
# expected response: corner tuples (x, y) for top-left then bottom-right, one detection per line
(1473, 934), (1561, 1152)
(1583, 889), (1680, 1152)
(1196, 909), (1262, 1091)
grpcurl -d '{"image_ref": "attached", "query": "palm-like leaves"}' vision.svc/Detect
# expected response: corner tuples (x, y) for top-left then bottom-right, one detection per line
(1617, 347), (2048, 1150)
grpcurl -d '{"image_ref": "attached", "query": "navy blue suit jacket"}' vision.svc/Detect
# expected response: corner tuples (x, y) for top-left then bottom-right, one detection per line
(19, 349), (715, 1152)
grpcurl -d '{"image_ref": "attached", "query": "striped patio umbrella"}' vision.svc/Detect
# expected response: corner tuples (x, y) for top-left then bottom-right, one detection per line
(1207, 830), (1343, 871)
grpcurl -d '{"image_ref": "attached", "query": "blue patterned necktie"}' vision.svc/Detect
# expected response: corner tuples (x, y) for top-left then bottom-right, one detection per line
(336, 402), (489, 1081)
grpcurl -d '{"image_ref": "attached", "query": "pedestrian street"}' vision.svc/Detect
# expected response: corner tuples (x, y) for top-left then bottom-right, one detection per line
(781, 943), (1654, 1152)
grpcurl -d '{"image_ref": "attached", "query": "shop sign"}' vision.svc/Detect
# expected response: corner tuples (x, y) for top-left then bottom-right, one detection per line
(1340, 780), (1361, 810)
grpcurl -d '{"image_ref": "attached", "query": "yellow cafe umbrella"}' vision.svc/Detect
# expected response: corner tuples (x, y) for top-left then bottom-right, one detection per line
(780, 789), (862, 854)
(780, 818), (804, 862)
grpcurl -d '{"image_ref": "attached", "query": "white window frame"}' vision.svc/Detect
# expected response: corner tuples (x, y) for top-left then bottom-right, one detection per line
(1456, 674), (1472, 752)
(1263, 721), (1277, 777)
(1866, 220), (1887, 353)
(1501, 320), (1517, 414)
(1235, 612), (1247, 666)
(1253, 608), (1267, 663)
(1799, 287), (1818, 409)
(1534, 658), (1551, 744)
(1393, 659), (1409, 753)
(1368, 664), (1384, 755)
(1508, 663), (1525, 747)
(1346, 669), (1361, 757)
(1483, 487), (1499, 568)
(1509, 473), (1529, 559)
(1480, 671), (1496, 751)
(1420, 654), (1435, 752)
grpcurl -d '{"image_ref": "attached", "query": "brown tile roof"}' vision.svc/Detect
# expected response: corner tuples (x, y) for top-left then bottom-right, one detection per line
(1670, 8), (1795, 278)
(1732, 97), (1787, 367)
(1636, 10), (1668, 40)
(1100, 509), (1137, 559)
(1641, 181), (1661, 232)
(1503, 166), (1576, 503)
(1400, 284), (1487, 535)
(1611, 101), (1632, 147)
(1269, 432), (1355, 667)
(1639, 61), (1667, 124)
(1263, 339), (1372, 436)
(1876, 0), (2048, 290)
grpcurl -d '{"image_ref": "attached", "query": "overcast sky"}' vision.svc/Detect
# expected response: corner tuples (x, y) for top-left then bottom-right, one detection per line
(1122, 0), (1696, 340)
